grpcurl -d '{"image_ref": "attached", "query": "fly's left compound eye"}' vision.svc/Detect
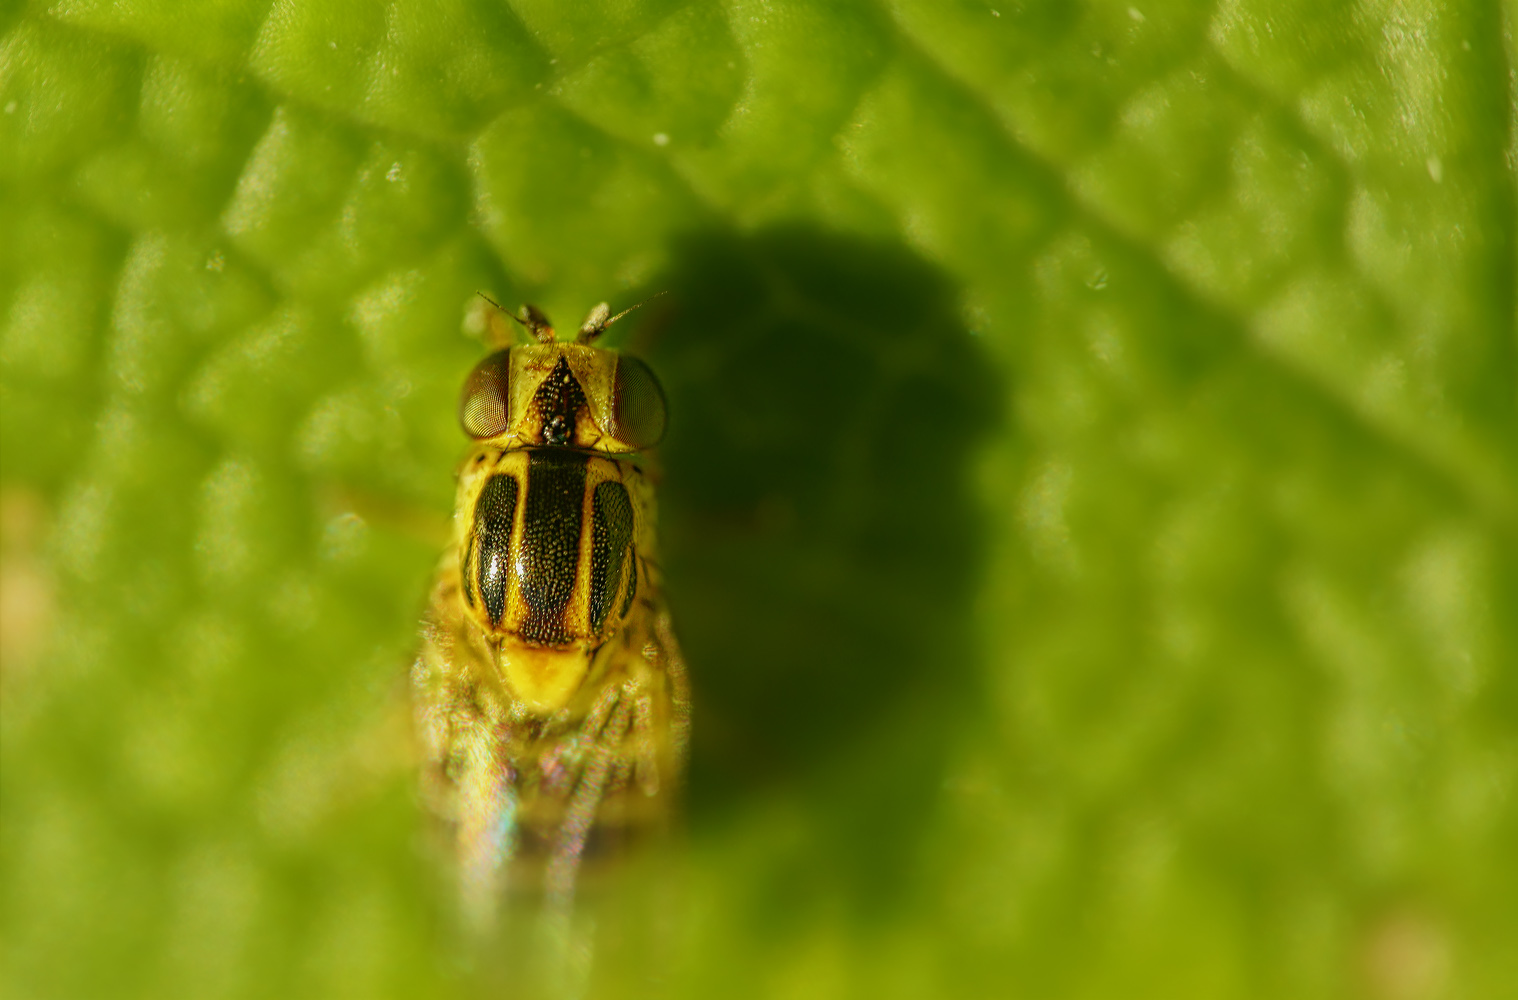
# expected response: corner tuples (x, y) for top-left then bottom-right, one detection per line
(609, 354), (667, 449)
(459, 350), (513, 438)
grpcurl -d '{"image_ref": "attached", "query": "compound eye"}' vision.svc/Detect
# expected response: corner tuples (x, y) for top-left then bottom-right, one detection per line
(610, 354), (667, 449)
(459, 350), (513, 439)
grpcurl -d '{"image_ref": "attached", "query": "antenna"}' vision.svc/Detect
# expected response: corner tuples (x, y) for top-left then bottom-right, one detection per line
(476, 292), (556, 344)
(576, 291), (668, 343)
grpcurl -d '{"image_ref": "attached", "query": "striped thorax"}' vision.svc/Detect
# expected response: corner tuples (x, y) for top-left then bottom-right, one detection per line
(455, 448), (649, 710)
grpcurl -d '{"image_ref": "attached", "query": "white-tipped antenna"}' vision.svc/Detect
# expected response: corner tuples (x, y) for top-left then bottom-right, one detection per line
(477, 292), (556, 344)
(576, 291), (668, 343)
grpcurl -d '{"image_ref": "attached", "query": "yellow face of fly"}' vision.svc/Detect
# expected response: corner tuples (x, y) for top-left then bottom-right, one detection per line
(457, 302), (667, 454)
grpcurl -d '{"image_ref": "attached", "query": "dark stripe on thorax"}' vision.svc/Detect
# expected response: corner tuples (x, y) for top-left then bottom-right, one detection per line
(473, 473), (519, 625)
(621, 550), (638, 619)
(589, 480), (634, 633)
(519, 450), (589, 644)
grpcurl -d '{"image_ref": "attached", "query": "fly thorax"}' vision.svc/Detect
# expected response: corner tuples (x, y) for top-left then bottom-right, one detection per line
(457, 449), (644, 701)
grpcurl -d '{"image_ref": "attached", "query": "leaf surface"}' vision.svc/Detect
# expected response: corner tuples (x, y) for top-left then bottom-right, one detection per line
(2, 0), (1514, 996)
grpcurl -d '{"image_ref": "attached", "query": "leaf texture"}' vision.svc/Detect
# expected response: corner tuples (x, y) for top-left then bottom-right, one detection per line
(1, 0), (1514, 996)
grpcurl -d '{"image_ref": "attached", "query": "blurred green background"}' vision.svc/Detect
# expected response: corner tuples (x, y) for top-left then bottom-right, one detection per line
(2, 0), (1515, 997)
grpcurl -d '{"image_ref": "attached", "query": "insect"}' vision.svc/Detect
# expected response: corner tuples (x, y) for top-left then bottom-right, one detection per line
(412, 297), (689, 931)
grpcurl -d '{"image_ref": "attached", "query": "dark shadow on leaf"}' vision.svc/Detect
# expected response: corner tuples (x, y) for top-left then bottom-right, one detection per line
(634, 227), (1002, 913)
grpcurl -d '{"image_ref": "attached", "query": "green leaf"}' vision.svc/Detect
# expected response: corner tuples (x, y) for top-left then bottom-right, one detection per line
(2, 1), (1515, 997)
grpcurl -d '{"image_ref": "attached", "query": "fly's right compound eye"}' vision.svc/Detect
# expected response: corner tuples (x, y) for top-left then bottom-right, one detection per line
(610, 354), (668, 449)
(459, 349), (513, 439)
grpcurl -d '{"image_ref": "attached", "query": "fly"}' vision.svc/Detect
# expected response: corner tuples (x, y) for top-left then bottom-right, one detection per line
(412, 296), (688, 933)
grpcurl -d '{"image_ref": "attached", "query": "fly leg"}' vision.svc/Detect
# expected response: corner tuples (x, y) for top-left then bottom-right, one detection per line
(413, 596), (517, 936)
(454, 711), (516, 935)
(653, 608), (691, 773)
(533, 687), (636, 988)
(543, 690), (635, 912)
